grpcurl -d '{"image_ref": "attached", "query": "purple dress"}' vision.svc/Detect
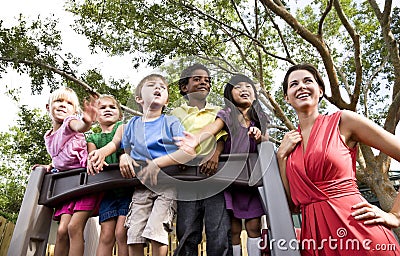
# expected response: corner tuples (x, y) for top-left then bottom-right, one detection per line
(217, 108), (265, 219)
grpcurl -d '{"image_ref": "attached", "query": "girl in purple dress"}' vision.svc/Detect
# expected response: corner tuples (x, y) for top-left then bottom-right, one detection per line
(177, 74), (270, 256)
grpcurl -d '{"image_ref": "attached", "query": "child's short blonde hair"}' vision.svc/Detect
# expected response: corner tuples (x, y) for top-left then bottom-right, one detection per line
(135, 74), (168, 112)
(98, 94), (123, 120)
(48, 87), (81, 114)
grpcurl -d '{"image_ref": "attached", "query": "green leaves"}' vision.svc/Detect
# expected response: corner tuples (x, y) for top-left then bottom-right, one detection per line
(0, 15), (63, 93)
(0, 106), (51, 222)
(66, 0), (278, 87)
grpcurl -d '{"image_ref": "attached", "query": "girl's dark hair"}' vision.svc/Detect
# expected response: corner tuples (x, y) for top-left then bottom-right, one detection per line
(282, 63), (325, 101)
(224, 74), (270, 136)
(178, 63), (211, 96)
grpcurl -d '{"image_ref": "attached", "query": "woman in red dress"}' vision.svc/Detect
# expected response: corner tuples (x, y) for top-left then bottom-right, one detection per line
(277, 63), (400, 255)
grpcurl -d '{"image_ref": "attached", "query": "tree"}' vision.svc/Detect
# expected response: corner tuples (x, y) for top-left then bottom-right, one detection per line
(66, 0), (297, 130)
(0, 104), (51, 221)
(0, 15), (138, 114)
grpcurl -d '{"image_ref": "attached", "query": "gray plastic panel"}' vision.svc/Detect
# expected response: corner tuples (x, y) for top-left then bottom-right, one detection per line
(258, 142), (300, 255)
(7, 167), (53, 256)
(12, 141), (299, 256)
(38, 153), (262, 207)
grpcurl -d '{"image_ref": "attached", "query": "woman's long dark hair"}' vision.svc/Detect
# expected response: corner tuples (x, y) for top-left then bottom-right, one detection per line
(282, 63), (325, 102)
(223, 74), (270, 136)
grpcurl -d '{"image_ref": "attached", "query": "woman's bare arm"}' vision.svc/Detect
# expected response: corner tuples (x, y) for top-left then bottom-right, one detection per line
(341, 110), (400, 227)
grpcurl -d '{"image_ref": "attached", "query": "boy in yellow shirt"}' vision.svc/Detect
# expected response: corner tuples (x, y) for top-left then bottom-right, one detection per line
(171, 63), (232, 256)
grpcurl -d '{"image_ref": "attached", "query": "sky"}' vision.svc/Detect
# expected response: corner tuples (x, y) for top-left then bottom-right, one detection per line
(0, 0), (147, 132)
(1, 0), (399, 169)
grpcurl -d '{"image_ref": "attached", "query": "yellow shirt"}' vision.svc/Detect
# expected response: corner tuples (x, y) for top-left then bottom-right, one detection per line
(171, 103), (227, 156)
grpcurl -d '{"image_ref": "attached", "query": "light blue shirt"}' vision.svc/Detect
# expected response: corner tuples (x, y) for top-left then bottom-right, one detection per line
(122, 114), (184, 162)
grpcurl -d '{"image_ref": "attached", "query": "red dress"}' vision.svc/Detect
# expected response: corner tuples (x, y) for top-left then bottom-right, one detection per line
(286, 111), (400, 255)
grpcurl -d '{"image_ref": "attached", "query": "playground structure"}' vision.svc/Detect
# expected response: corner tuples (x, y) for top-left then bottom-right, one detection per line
(7, 141), (300, 256)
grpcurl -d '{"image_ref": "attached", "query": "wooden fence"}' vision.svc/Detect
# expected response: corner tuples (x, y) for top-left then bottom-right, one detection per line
(45, 230), (250, 256)
(0, 216), (15, 256)
(4, 212), (258, 256)
(4, 215), (252, 256)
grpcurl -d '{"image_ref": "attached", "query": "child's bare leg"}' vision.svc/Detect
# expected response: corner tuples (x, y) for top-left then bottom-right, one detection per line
(96, 218), (117, 256)
(231, 217), (242, 245)
(151, 240), (168, 256)
(115, 215), (129, 256)
(245, 217), (261, 238)
(128, 243), (145, 256)
(68, 210), (92, 256)
(245, 217), (262, 256)
(231, 217), (243, 256)
(54, 214), (72, 256)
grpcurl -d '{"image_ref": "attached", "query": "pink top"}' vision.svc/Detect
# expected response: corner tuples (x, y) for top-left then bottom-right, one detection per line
(45, 115), (88, 171)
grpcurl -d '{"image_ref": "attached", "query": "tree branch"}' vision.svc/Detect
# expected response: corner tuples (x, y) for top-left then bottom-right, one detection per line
(334, 63), (351, 95)
(383, 81), (400, 134)
(196, 55), (238, 75)
(318, 0), (334, 36)
(333, 0), (362, 108)
(258, 91), (274, 113)
(254, 0), (260, 38)
(255, 43), (264, 88)
(208, 55), (238, 73)
(368, 0), (400, 132)
(363, 55), (389, 117)
(219, 27), (258, 75)
(261, 2), (293, 62)
(356, 145), (367, 170)
(268, 136), (279, 144)
(267, 124), (288, 131)
(0, 57), (141, 116)
(260, 0), (351, 110)
(180, 1), (293, 63)
(259, 87), (295, 130)
(230, 0), (251, 35)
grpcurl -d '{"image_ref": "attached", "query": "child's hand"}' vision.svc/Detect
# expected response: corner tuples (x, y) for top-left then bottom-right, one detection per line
(200, 139), (224, 176)
(119, 153), (140, 178)
(200, 140), (223, 176)
(174, 131), (198, 156)
(248, 126), (262, 142)
(139, 159), (161, 186)
(82, 96), (99, 125)
(32, 164), (52, 172)
(87, 149), (109, 175)
(200, 151), (219, 176)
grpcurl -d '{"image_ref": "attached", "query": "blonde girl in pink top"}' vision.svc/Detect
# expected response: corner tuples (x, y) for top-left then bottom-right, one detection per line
(43, 87), (100, 256)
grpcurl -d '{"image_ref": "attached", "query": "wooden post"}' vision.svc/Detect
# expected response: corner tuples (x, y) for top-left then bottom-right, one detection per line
(0, 223), (15, 256)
